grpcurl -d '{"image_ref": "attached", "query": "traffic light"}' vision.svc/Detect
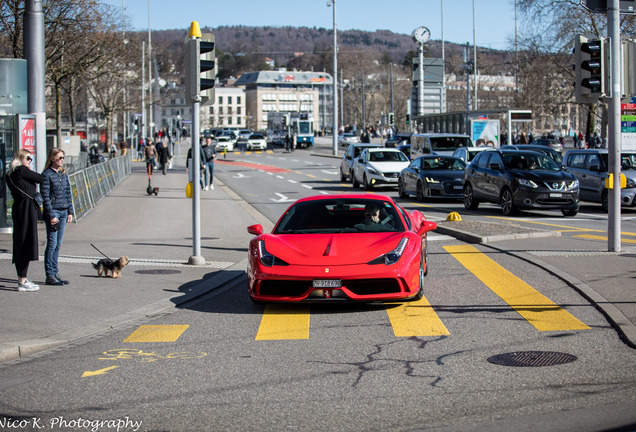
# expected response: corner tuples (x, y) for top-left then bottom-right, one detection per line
(406, 114), (410, 125)
(388, 112), (394, 126)
(185, 21), (216, 103)
(574, 34), (609, 103)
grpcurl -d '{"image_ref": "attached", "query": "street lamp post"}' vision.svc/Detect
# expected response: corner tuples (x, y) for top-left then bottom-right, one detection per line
(328, 0), (338, 156)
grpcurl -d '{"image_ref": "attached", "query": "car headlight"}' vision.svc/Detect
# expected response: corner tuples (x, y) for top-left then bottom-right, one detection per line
(568, 179), (580, 190)
(425, 176), (440, 184)
(257, 240), (289, 267)
(367, 166), (380, 175)
(368, 238), (409, 265)
(626, 178), (636, 189)
(518, 179), (538, 188)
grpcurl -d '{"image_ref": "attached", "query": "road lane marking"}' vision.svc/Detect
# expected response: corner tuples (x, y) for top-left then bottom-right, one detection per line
(123, 325), (190, 343)
(256, 305), (310, 340)
(574, 234), (636, 243)
(82, 366), (119, 378)
(386, 297), (450, 337)
(444, 245), (590, 331)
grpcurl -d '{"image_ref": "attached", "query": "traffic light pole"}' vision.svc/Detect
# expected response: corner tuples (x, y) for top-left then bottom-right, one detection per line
(607, 0), (621, 251)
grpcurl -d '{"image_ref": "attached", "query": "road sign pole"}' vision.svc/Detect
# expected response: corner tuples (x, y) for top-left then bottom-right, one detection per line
(608, 0), (622, 252)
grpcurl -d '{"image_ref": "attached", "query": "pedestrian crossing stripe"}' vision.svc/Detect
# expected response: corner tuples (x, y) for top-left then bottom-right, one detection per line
(444, 245), (590, 332)
(255, 305), (310, 340)
(386, 296), (450, 337)
(123, 325), (190, 343)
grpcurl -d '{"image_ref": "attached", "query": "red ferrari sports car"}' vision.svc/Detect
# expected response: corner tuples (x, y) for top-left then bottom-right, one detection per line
(247, 194), (437, 302)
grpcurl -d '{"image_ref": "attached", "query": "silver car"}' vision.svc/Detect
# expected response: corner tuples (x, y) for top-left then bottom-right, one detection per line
(563, 149), (636, 211)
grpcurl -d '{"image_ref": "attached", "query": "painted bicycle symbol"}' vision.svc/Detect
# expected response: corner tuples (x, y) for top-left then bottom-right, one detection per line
(99, 349), (207, 363)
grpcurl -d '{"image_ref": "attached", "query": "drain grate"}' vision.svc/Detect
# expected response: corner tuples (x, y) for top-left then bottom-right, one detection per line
(135, 269), (182, 275)
(487, 351), (577, 367)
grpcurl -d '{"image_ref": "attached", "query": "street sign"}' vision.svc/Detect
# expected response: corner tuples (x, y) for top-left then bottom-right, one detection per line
(583, 0), (636, 13)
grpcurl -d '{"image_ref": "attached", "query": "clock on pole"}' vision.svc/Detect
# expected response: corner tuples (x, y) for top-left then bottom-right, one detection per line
(412, 26), (430, 44)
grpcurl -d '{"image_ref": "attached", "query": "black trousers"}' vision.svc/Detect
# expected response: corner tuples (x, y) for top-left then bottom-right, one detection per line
(15, 259), (30, 279)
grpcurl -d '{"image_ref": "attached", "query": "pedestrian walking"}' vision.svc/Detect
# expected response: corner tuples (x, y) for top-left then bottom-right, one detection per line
(202, 136), (216, 190)
(158, 141), (172, 175)
(7, 149), (43, 292)
(41, 148), (74, 286)
(144, 140), (158, 174)
(186, 143), (205, 189)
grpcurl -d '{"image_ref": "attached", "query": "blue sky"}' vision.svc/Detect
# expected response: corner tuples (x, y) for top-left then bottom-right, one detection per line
(106, 0), (518, 50)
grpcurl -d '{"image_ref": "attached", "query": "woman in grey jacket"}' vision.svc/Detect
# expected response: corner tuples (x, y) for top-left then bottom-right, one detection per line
(41, 148), (74, 286)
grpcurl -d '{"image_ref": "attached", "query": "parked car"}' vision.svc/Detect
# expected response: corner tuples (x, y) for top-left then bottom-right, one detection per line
(246, 194), (437, 303)
(501, 144), (563, 165)
(410, 133), (474, 158)
(351, 147), (411, 190)
(246, 133), (267, 151)
(563, 148), (636, 212)
(338, 133), (359, 147)
(398, 156), (466, 201)
(533, 138), (564, 153)
(339, 143), (382, 181)
(384, 133), (411, 148)
(214, 136), (234, 152)
(452, 146), (492, 163)
(463, 149), (580, 216)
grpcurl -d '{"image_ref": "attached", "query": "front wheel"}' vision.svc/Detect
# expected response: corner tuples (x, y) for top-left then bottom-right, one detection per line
(352, 172), (360, 188)
(398, 179), (408, 198)
(601, 189), (609, 213)
(364, 174), (374, 191)
(500, 188), (516, 216)
(340, 168), (347, 182)
(416, 181), (426, 202)
(463, 183), (479, 210)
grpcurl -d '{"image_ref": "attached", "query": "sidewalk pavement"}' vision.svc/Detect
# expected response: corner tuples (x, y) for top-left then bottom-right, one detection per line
(1, 143), (634, 364)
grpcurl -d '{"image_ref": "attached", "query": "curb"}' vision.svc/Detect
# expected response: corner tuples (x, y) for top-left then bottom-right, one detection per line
(0, 259), (248, 364)
(434, 222), (561, 244)
(486, 245), (636, 349)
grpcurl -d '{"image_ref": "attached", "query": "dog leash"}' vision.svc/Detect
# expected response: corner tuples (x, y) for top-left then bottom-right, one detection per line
(91, 243), (112, 260)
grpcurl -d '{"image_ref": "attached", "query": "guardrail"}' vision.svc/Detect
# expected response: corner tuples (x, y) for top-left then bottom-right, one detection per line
(69, 156), (131, 221)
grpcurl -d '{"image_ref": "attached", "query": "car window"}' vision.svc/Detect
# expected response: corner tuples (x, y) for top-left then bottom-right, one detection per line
(274, 199), (405, 233)
(430, 136), (471, 152)
(369, 151), (407, 162)
(503, 153), (559, 171)
(568, 153), (586, 169)
(422, 157), (466, 170)
(410, 158), (421, 170)
(474, 151), (490, 168)
(587, 154), (602, 170)
(488, 152), (504, 168)
(622, 153), (636, 170)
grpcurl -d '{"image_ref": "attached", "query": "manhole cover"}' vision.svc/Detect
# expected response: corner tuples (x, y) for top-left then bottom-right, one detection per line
(487, 351), (577, 367)
(135, 269), (182, 275)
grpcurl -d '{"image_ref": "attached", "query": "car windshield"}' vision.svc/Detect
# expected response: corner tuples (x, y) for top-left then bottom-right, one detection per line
(421, 157), (466, 170)
(430, 136), (471, 152)
(249, 134), (264, 139)
(274, 198), (405, 234)
(600, 153), (636, 170)
(369, 151), (408, 162)
(503, 153), (560, 171)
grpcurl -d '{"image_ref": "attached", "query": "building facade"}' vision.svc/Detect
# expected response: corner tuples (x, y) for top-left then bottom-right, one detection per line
(233, 70), (333, 132)
(201, 86), (247, 131)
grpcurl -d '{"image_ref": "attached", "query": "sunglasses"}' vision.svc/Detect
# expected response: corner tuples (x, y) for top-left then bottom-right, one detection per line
(26, 156), (32, 162)
(57, 156), (64, 160)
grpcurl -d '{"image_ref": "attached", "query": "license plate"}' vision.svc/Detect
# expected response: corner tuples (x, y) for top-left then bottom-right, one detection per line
(453, 185), (463, 190)
(549, 193), (563, 198)
(313, 279), (342, 288)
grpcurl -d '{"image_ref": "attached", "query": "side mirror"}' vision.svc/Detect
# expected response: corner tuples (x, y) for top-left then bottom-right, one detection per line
(247, 224), (263, 236)
(417, 220), (438, 236)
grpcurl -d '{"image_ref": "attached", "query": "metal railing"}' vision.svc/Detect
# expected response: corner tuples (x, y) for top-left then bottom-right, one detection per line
(69, 155), (131, 221)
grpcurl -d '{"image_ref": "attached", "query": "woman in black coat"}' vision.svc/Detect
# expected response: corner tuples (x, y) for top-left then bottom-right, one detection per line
(7, 149), (43, 292)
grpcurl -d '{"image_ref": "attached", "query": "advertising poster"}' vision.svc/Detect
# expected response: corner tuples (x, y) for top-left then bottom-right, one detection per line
(19, 116), (36, 169)
(471, 120), (500, 147)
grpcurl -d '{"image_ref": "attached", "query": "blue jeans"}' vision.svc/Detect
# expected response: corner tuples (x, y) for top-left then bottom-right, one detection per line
(204, 161), (215, 187)
(44, 209), (68, 277)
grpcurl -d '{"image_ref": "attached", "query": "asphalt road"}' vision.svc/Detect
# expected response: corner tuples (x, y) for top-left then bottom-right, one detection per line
(0, 146), (635, 432)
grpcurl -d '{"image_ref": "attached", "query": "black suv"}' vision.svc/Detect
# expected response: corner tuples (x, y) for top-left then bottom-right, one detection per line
(463, 149), (580, 216)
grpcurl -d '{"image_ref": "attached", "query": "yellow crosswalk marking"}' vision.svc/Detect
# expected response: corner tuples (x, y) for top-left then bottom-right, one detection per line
(386, 297), (450, 337)
(256, 305), (310, 340)
(123, 325), (190, 343)
(444, 245), (590, 331)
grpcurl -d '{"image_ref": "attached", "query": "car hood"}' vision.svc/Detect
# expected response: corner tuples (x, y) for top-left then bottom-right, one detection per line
(510, 169), (576, 183)
(369, 161), (410, 173)
(264, 232), (405, 265)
